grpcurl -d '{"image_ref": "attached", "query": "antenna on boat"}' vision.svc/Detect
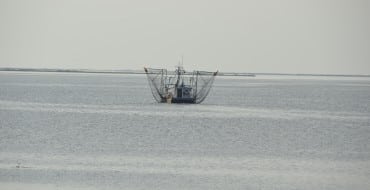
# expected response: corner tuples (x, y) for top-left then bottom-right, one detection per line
(181, 55), (184, 67)
(177, 55), (184, 68)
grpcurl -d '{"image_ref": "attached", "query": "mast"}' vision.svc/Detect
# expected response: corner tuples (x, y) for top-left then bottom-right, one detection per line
(175, 56), (184, 88)
(175, 66), (181, 87)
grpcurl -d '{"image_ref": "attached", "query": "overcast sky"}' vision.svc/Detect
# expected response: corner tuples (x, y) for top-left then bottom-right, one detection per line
(0, 0), (369, 74)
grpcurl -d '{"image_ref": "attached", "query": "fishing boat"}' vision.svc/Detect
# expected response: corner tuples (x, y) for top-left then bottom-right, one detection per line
(144, 66), (218, 104)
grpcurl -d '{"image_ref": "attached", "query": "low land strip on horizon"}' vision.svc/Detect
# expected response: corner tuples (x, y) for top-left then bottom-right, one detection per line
(1, 67), (369, 78)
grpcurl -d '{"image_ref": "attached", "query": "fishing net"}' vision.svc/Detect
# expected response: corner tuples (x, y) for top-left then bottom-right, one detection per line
(144, 68), (167, 102)
(144, 67), (217, 104)
(193, 71), (218, 103)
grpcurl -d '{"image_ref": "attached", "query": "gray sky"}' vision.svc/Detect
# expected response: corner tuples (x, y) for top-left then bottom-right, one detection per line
(1, 0), (369, 74)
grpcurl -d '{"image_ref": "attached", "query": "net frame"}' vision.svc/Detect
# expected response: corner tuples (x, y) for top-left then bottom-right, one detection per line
(144, 67), (167, 102)
(193, 71), (218, 103)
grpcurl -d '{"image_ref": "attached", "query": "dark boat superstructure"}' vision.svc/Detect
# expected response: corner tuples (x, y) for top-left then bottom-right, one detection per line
(144, 66), (217, 104)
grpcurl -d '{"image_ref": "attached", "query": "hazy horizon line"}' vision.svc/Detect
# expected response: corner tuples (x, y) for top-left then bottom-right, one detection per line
(1, 67), (370, 78)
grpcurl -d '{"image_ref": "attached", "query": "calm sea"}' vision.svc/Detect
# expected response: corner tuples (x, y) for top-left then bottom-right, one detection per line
(0, 71), (369, 190)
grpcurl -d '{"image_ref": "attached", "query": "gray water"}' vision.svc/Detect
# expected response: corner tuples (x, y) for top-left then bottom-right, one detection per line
(0, 72), (369, 190)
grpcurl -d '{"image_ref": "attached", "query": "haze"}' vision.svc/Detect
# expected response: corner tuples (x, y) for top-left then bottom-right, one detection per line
(1, 0), (369, 74)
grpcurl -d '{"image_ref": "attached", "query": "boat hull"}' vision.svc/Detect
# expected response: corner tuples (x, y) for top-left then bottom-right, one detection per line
(161, 97), (196, 104)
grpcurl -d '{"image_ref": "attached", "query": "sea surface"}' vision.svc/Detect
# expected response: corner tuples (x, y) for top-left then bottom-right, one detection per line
(0, 71), (369, 190)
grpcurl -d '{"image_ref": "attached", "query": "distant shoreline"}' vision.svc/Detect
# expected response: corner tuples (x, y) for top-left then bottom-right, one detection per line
(1, 68), (369, 78)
